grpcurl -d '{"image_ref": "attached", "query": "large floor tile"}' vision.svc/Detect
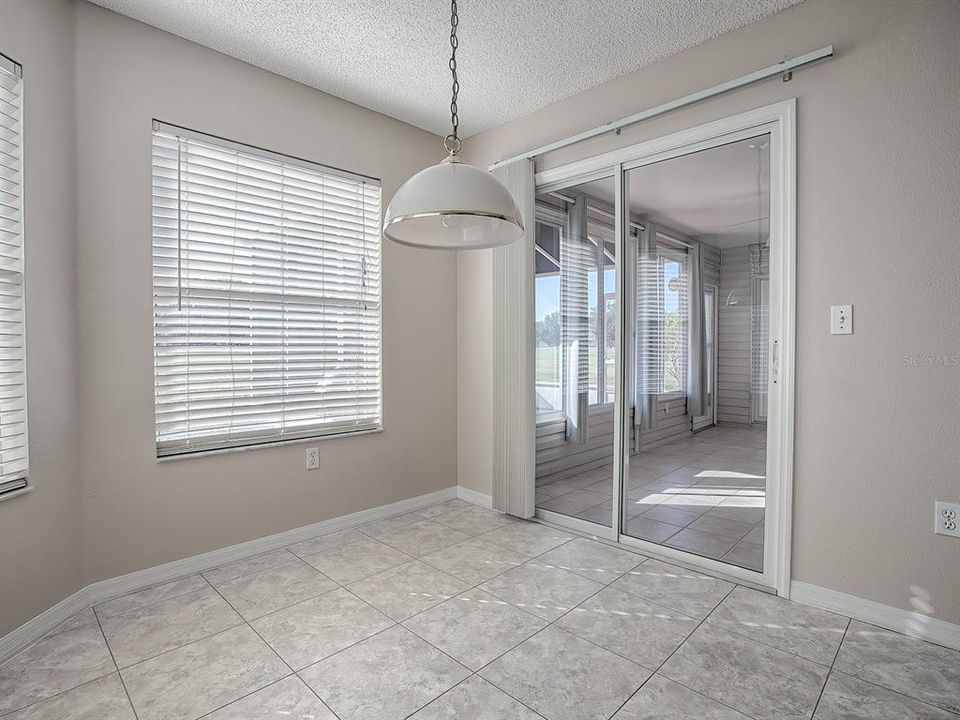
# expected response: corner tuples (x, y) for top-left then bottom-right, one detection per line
(814, 670), (958, 720)
(419, 538), (528, 585)
(834, 620), (960, 714)
(533, 538), (644, 585)
(709, 586), (848, 664)
(48, 607), (99, 636)
(205, 675), (338, 720)
(202, 550), (298, 586)
(414, 499), (470, 519)
(94, 575), (209, 619)
(286, 528), (370, 558)
(431, 505), (516, 536)
(480, 561), (603, 621)
(686, 513), (755, 540)
(664, 528), (739, 558)
(480, 626), (649, 720)
(0, 624), (116, 715)
(721, 540), (763, 572)
(120, 625), (287, 720)
(1, 673), (135, 720)
(347, 560), (469, 621)
(300, 625), (470, 720)
(404, 589), (547, 670)
(539, 490), (610, 515)
(300, 537), (411, 584)
(410, 676), (545, 719)
(639, 504), (701, 528)
(476, 522), (575, 557)
(660, 622), (829, 720)
(371, 520), (473, 557)
(557, 586), (698, 668)
(609, 559), (733, 619)
(210, 558), (337, 620)
(359, 512), (433, 539)
(250, 587), (393, 669)
(98, 586), (242, 668)
(624, 516), (683, 543)
(612, 674), (751, 719)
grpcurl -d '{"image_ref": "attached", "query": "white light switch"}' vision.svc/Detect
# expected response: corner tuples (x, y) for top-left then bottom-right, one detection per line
(830, 305), (853, 335)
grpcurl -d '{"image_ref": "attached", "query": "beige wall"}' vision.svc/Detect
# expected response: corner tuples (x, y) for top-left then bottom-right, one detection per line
(0, 0), (456, 635)
(73, 3), (456, 585)
(0, 0), (84, 637)
(458, 0), (960, 622)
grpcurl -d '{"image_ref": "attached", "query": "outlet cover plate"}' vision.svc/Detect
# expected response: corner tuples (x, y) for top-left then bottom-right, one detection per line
(305, 447), (319, 471)
(935, 501), (960, 537)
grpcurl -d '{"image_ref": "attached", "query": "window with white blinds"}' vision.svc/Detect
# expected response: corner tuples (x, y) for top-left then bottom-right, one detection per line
(0, 55), (28, 495)
(152, 123), (382, 457)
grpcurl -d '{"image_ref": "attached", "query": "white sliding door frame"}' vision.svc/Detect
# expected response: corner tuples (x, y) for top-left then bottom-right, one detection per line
(533, 100), (796, 596)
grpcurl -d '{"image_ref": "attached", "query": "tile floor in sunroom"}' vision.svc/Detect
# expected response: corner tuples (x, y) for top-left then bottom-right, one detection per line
(1, 499), (958, 720)
(536, 425), (767, 571)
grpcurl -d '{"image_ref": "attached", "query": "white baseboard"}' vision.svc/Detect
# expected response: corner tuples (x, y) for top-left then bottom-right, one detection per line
(456, 486), (492, 508)
(791, 581), (960, 651)
(0, 485), (460, 663)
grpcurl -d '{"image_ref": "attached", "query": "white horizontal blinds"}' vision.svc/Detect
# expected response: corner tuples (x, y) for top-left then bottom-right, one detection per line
(635, 224), (660, 400)
(658, 239), (689, 394)
(0, 61), (28, 494)
(152, 126), (382, 456)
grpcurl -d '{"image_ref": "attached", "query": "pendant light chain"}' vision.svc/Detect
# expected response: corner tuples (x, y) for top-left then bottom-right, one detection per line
(444, 0), (462, 156)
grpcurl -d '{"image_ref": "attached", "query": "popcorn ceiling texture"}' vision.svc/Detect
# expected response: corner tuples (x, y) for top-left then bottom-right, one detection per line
(87, 0), (803, 137)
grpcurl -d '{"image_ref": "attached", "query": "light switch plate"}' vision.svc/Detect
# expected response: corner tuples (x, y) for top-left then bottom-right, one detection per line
(830, 304), (853, 335)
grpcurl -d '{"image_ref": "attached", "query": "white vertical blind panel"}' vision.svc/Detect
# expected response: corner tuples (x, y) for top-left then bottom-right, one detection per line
(0, 65), (27, 492)
(152, 127), (382, 456)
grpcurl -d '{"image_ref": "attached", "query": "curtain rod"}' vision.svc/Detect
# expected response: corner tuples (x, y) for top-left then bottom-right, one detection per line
(490, 45), (833, 170)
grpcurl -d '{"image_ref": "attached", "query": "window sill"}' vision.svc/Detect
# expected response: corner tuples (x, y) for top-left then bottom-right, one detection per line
(156, 426), (384, 463)
(0, 485), (32, 503)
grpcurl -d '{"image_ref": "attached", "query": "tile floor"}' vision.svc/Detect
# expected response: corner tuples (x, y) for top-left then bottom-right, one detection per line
(2, 499), (958, 720)
(536, 425), (767, 571)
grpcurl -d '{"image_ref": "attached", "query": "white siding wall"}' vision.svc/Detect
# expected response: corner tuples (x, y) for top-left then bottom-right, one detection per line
(717, 246), (752, 424)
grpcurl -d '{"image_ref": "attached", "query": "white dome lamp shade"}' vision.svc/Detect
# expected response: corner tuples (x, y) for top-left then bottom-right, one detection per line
(382, 1), (523, 251)
(384, 155), (523, 250)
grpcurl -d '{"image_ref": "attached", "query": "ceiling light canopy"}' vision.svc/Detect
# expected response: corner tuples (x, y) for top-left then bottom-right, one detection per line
(383, 0), (522, 251)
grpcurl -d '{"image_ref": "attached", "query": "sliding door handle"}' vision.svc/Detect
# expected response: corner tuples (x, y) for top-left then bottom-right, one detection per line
(771, 339), (780, 385)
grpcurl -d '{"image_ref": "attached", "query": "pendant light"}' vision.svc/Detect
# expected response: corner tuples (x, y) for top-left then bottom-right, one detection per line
(383, 0), (523, 250)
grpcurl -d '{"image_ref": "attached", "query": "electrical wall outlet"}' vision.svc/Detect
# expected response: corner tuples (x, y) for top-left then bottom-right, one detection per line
(935, 501), (960, 538)
(305, 447), (319, 471)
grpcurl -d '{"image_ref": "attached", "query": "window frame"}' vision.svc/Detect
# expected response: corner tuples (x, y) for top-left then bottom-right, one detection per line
(533, 208), (566, 424)
(654, 238), (689, 397)
(150, 121), (383, 459)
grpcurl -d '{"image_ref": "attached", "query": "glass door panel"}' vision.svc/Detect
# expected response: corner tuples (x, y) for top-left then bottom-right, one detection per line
(534, 175), (617, 528)
(621, 134), (771, 573)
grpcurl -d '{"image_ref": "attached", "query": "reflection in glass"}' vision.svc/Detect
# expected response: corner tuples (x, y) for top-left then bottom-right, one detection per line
(534, 177), (616, 527)
(622, 134), (770, 573)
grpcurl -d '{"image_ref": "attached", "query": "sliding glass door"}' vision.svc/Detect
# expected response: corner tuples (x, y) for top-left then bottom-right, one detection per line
(529, 103), (793, 592)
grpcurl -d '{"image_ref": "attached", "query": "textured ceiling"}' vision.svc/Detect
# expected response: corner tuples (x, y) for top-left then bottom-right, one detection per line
(87, 0), (802, 137)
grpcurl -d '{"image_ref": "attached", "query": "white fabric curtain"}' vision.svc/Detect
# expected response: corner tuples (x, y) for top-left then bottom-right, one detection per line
(634, 222), (658, 445)
(686, 242), (707, 418)
(561, 193), (590, 445)
(492, 159), (536, 517)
